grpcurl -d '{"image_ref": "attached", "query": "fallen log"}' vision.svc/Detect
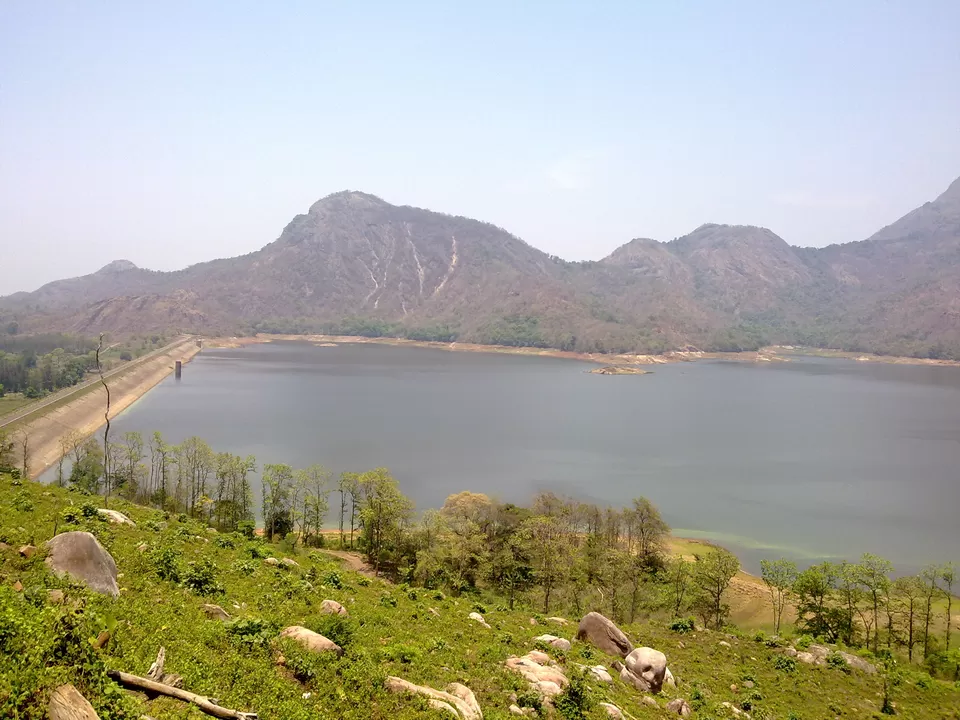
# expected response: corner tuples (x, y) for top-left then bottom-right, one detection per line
(105, 670), (257, 720)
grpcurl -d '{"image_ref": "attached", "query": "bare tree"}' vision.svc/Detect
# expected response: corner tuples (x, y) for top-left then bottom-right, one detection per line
(96, 333), (112, 504)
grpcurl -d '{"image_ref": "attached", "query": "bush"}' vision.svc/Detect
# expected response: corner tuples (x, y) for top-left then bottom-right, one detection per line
(247, 542), (269, 559)
(357, 576), (371, 587)
(554, 669), (594, 720)
(471, 602), (487, 615)
(774, 655), (797, 673)
(237, 520), (256, 539)
(670, 617), (696, 633)
(149, 545), (183, 582)
(308, 614), (356, 649)
(826, 653), (851, 674)
(795, 634), (814, 650)
(182, 558), (224, 596)
(225, 618), (274, 650)
(379, 593), (397, 608)
(12, 491), (33, 512)
(80, 502), (100, 519)
(214, 535), (235, 549)
(322, 570), (344, 589)
(60, 507), (81, 525)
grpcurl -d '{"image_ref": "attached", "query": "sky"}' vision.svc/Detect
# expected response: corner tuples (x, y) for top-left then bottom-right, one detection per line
(2, 1), (959, 294)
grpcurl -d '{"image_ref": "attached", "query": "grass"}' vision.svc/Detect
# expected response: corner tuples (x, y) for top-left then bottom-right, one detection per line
(0, 395), (33, 418)
(1, 475), (959, 720)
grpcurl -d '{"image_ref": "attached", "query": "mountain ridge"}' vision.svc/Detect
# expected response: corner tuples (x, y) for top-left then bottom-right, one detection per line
(3, 178), (960, 358)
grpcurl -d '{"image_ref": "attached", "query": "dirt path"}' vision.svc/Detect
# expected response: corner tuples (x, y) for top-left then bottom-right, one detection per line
(318, 549), (379, 579)
(14, 339), (201, 480)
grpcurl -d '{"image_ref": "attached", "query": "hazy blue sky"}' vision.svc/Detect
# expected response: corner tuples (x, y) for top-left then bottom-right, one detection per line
(2, 1), (959, 294)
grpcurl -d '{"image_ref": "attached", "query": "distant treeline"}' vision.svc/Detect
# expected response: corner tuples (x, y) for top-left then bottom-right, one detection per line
(10, 425), (956, 680)
(0, 333), (169, 398)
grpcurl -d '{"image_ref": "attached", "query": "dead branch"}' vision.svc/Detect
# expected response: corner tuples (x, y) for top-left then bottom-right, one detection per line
(106, 670), (257, 720)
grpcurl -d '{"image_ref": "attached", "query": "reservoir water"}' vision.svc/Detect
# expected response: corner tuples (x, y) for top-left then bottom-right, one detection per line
(106, 341), (960, 574)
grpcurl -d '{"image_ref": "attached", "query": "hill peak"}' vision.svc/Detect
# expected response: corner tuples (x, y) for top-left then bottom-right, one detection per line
(308, 190), (389, 214)
(96, 259), (139, 273)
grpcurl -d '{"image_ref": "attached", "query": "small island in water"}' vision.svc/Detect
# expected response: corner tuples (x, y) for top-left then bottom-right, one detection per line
(589, 365), (651, 375)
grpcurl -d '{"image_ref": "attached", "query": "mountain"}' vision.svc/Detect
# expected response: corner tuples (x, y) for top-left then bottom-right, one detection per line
(3, 177), (960, 358)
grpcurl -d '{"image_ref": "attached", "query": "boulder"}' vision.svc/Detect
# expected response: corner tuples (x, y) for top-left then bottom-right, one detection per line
(666, 698), (692, 717)
(599, 702), (623, 719)
(807, 644), (830, 664)
(796, 651), (816, 665)
(718, 640), (731, 648)
(19, 544), (37, 559)
(468, 611), (491, 629)
(546, 617), (569, 626)
(617, 646), (667, 694)
(582, 664), (612, 683)
(13, 580), (23, 592)
(279, 626), (343, 656)
(783, 647), (798, 657)
(838, 651), (876, 674)
(281, 558), (299, 568)
(320, 599), (348, 616)
(45, 532), (118, 598)
(575, 612), (633, 658)
(97, 509), (135, 526)
(664, 666), (675, 687)
(642, 696), (658, 708)
(534, 634), (571, 651)
(48, 683), (99, 720)
(264, 557), (280, 567)
(429, 607), (441, 617)
(508, 704), (533, 716)
(201, 603), (231, 621)
(505, 652), (568, 699)
(48, 589), (65, 605)
(385, 676), (482, 720)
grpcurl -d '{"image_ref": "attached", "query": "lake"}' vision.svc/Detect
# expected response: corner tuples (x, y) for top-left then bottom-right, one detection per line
(105, 341), (960, 574)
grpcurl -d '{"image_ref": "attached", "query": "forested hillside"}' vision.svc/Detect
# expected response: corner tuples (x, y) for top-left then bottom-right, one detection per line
(3, 176), (960, 358)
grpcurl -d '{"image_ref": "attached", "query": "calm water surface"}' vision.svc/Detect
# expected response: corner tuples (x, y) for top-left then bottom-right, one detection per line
(106, 342), (960, 573)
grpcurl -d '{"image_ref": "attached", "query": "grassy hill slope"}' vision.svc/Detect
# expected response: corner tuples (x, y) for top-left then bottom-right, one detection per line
(2, 474), (958, 719)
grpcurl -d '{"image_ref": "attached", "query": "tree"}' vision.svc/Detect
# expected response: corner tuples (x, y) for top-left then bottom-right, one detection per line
(18, 427), (30, 480)
(693, 548), (740, 629)
(70, 439), (104, 493)
(296, 464), (332, 547)
(891, 575), (926, 661)
(941, 563), (956, 651)
(667, 557), (693, 618)
(262, 463), (295, 540)
(624, 496), (669, 568)
(857, 553), (893, 653)
(339, 471), (361, 548)
(518, 515), (572, 613)
(920, 564), (941, 658)
(357, 468), (413, 575)
(760, 558), (797, 636)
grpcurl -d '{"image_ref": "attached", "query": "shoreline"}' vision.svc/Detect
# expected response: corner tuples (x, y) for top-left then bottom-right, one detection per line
(19, 339), (201, 479)
(204, 334), (960, 368)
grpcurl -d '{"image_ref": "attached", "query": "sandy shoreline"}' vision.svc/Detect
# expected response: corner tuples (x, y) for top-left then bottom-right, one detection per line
(18, 339), (201, 479)
(204, 334), (960, 368)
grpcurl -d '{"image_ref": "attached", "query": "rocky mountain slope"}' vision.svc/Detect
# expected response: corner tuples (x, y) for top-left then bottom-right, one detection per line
(4, 176), (960, 358)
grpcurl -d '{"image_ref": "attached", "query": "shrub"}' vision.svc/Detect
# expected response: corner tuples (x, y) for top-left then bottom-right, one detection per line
(554, 669), (594, 720)
(60, 507), (81, 525)
(12, 491), (33, 512)
(774, 655), (797, 673)
(753, 630), (766, 643)
(226, 618), (274, 650)
(214, 535), (235, 549)
(670, 617), (696, 633)
(471, 602), (487, 615)
(308, 614), (355, 649)
(795, 634), (814, 650)
(322, 570), (344, 589)
(379, 593), (397, 608)
(233, 560), (255, 575)
(182, 558), (223, 596)
(826, 653), (851, 674)
(247, 542), (269, 559)
(357, 577), (371, 587)
(237, 520), (255, 539)
(80, 502), (100, 519)
(149, 545), (183, 582)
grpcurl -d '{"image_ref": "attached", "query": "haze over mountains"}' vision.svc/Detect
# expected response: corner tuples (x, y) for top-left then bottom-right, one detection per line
(3, 176), (960, 358)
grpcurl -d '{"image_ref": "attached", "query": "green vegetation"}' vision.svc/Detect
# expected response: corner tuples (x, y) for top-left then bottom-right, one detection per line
(2, 472), (958, 719)
(0, 333), (170, 409)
